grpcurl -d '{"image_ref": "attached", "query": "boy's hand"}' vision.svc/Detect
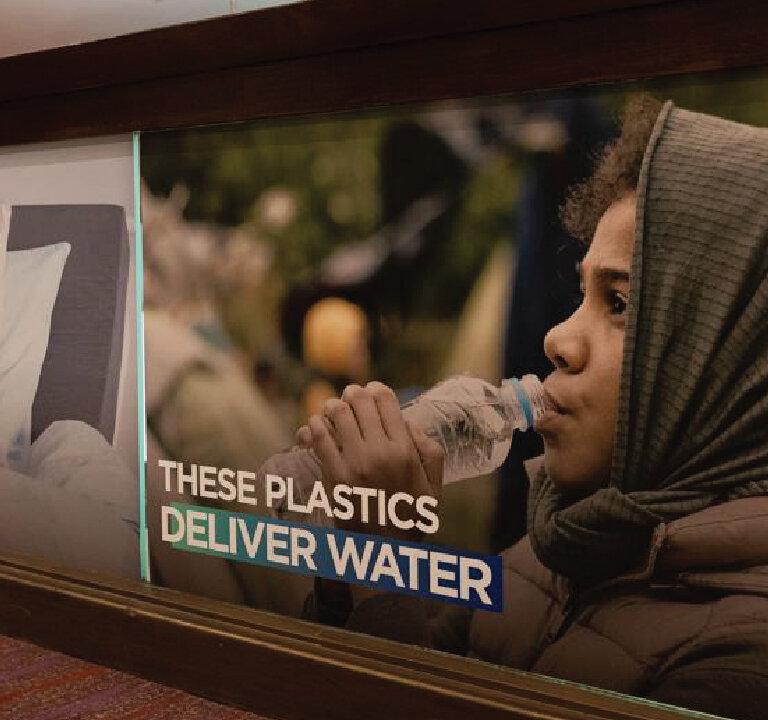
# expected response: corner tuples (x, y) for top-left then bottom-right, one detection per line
(295, 381), (443, 538)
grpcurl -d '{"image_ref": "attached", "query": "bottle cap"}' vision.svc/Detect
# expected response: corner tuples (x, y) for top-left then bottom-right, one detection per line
(500, 375), (553, 430)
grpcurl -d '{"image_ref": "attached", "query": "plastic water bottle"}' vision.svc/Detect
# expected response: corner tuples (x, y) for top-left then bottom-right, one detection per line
(401, 374), (552, 484)
(260, 374), (552, 506)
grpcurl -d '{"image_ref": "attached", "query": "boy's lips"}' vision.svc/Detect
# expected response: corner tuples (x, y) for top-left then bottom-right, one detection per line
(542, 382), (570, 414)
(536, 384), (570, 434)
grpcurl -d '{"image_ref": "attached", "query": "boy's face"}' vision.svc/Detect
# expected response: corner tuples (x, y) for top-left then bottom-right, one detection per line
(538, 193), (635, 489)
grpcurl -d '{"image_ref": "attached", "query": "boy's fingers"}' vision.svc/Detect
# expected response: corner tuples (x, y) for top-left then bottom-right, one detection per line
(297, 418), (340, 449)
(322, 398), (362, 451)
(342, 384), (385, 441)
(295, 424), (312, 447)
(367, 381), (409, 443)
(308, 414), (348, 482)
(406, 419), (444, 493)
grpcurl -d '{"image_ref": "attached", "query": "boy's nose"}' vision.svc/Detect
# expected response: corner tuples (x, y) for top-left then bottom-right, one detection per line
(543, 315), (587, 373)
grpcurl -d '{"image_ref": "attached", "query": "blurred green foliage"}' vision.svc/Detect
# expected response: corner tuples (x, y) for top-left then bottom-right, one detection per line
(142, 114), (383, 286)
(595, 67), (768, 127)
(141, 107), (518, 327)
(416, 153), (518, 316)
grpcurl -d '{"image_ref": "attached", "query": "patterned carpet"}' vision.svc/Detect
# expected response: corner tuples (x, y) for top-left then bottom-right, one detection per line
(0, 634), (267, 719)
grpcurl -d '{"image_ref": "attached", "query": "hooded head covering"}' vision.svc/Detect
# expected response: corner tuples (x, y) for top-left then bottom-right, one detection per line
(528, 101), (768, 584)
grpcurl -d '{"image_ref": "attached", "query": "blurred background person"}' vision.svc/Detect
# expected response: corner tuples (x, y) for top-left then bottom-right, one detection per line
(142, 184), (311, 616)
(492, 96), (613, 550)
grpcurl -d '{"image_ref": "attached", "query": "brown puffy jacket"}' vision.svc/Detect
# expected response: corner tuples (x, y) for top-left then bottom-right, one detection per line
(338, 496), (768, 720)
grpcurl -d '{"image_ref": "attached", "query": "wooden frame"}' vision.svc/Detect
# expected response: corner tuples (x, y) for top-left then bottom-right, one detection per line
(0, 552), (694, 720)
(1, 0), (768, 145)
(0, 1), (765, 717)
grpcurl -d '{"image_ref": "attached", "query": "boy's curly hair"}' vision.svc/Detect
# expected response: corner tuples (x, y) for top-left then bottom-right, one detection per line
(562, 94), (663, 243)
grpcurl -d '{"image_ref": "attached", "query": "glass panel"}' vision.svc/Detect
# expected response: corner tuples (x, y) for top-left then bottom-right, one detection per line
(140, 66), (768, 719)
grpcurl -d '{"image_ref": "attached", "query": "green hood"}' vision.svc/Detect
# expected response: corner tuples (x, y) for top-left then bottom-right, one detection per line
(529, 101), (768, 583)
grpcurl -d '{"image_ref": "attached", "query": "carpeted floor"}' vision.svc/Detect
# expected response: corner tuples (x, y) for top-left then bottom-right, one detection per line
(0, 634), (267, 719)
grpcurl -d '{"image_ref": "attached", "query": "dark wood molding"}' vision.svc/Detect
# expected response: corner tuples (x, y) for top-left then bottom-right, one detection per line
(0, 552), (693, 720)
(0, 0), (673, 104)
(1, 0), (768, 145)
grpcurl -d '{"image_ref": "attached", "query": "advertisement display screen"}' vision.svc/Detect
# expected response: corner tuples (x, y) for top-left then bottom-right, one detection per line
(139, 69), (768, 719)
(0, 135), (140, 579)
